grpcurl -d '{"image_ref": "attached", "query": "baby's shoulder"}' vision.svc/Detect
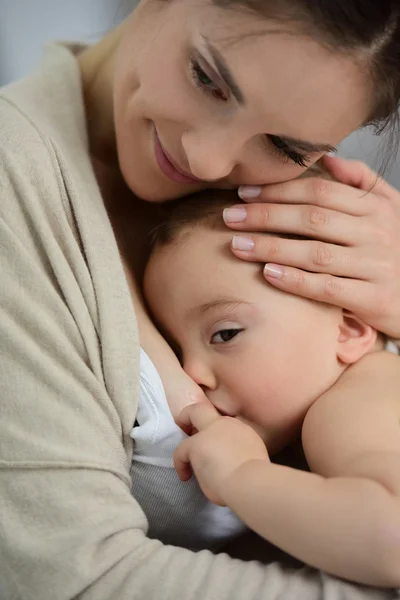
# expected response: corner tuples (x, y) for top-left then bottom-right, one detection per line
(302, 350), (400, 475)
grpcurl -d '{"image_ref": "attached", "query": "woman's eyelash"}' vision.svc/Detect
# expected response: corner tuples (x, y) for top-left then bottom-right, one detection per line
(190, 59), (228, 101)
(268, 135), (310, 168)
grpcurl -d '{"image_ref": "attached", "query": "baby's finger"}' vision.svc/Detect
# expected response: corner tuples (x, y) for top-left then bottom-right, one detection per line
(173, 438), (193, 482)
(238, 177), (377, 216)
(263, 265), (375, 314)
(176, 401), (220, 434)
(231, 236), (373, 279)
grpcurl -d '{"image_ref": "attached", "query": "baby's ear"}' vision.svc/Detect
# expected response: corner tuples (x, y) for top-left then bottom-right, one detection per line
(336, 311), (377, 365)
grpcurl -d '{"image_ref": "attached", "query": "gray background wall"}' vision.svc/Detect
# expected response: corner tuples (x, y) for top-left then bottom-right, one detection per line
(1, 0), (398, 189)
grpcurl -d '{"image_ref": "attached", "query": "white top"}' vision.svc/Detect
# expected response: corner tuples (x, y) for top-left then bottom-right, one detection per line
(131, 349), (247, 550)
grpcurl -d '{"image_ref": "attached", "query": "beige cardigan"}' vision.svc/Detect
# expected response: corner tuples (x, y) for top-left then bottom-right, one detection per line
(0, 43), (395, 600)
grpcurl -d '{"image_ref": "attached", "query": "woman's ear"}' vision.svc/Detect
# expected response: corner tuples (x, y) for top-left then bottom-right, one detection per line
(336, 311), (378, 365)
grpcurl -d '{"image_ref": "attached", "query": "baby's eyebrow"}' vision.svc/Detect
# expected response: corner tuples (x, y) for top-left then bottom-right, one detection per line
(191, 298), (253, 317)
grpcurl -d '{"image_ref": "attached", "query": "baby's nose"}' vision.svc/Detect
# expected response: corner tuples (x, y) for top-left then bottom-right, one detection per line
(182, 358), (217, 391)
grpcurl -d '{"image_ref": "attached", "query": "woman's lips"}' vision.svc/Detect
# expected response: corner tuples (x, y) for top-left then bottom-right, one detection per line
(154, 128), (203, 185)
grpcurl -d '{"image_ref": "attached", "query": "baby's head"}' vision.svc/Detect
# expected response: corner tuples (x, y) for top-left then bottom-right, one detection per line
(144, 190), (379, 454)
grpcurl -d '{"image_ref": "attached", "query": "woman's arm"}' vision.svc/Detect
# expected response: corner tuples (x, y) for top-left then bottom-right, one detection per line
(175, 352), (400, 586)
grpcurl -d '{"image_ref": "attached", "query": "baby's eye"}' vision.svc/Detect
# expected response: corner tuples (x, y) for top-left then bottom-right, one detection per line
(211, 328), (243, 344)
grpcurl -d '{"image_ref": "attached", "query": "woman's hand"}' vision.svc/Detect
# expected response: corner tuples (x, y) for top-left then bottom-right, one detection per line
(223, 156), (400, 337)
(174, 402), (269, 506)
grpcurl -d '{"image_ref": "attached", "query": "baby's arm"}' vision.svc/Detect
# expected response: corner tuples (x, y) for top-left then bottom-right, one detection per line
(221, 351), (400, 586)
(175, 351), (400, 586)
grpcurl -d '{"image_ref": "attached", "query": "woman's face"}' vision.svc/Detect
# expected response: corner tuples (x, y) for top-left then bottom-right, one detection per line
(113, 0), (370, 201)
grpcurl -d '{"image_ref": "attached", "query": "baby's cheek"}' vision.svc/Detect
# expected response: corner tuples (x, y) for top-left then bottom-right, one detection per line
(246, 363), (310, 428)
(244, 374), (286, 421)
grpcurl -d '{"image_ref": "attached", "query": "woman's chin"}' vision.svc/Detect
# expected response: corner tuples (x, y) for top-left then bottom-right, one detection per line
(129, 179), (205, 203)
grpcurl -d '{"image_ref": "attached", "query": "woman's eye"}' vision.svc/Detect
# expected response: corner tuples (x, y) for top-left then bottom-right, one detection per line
(211, 328), (243, 344)
(268, 134), (310, 168)
(190, 59), (228, 101)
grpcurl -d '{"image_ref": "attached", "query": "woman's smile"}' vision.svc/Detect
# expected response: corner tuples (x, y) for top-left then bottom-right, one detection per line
(153, 126), (205, 184)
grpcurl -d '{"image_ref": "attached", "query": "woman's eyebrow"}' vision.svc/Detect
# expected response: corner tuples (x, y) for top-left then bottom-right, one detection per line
(202, 36), (245, 105)
(201, 37), (336, 154)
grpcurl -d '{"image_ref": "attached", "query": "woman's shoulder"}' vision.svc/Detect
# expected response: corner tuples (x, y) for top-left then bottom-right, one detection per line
(0, 44), (102, 246)
(0, 90), (84, 261)
(0, 44), (88, 202)
(0, 45), (87, 162)
(0, 92), (57, 176)
(0, 95), (66, 248)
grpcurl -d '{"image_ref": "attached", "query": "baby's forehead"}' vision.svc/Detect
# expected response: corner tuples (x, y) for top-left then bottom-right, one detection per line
(145, 223), (342, 343)
(150, 223), (305, 281)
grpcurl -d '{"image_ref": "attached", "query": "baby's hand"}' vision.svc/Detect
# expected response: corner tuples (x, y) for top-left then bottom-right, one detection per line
(174, 403), (270, 506)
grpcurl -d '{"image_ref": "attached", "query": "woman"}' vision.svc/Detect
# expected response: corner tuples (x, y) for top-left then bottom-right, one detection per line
(0, 1), (400, 598)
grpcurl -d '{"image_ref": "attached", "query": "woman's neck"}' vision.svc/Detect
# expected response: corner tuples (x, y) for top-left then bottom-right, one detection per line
(78, 18), (161, 285)
(78, 21), (127, 166)
(91, 154), (161, 275)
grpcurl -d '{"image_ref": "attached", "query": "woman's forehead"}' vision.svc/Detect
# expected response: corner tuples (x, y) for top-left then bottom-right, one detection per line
(192, 8), (371, 140)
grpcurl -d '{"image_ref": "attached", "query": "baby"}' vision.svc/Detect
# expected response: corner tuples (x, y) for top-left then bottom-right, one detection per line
(143, 189), (400, 587)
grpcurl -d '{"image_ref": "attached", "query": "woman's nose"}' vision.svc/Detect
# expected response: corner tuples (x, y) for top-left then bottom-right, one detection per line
(183, 358), (217, 391)
(181, 129), (238, 182)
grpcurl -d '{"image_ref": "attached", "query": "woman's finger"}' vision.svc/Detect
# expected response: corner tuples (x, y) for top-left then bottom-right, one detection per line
(238, 176), (378, 216)
(231, 235), (375, 279)
(223, 203), (370, 245)
(173, 438), (193, 482)
(262, 265), (376, 315)
(321, 155), (396, 199)
(176, 401), (220, 434)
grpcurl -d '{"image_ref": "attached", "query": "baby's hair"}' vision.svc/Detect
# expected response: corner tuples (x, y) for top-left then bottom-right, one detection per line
(151, 189), (244, 248)
(151, 166), (330, 249)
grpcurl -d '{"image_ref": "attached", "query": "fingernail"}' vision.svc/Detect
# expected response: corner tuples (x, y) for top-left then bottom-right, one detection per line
(326, 150), (337, 157)
(223, 206), (247, 223)
(238, 185), (261, 200)
(264, 264), (284, 279)
(232, 235), (254, 251)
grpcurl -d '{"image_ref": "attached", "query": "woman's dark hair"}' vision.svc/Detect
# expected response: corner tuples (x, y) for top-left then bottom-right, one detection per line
(214, 0), (400, 133)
